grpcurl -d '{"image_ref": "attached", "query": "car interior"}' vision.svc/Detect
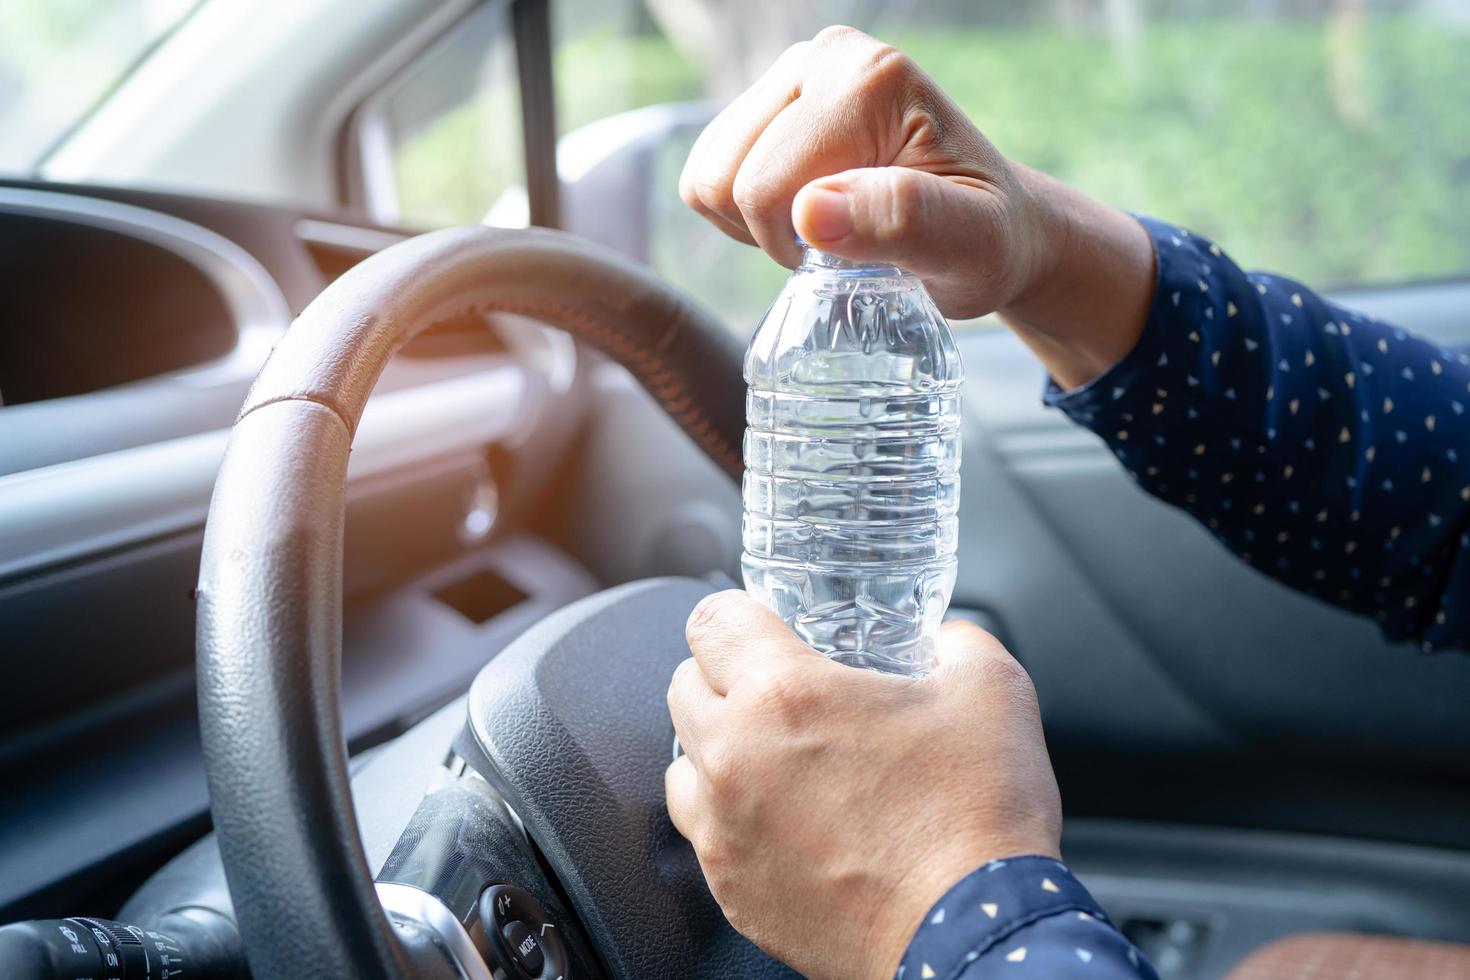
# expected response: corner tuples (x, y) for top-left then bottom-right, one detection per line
(2, 0), (1469, 977)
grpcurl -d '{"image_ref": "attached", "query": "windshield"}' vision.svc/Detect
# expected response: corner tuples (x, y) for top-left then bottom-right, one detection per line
(0, 0), (199, 173)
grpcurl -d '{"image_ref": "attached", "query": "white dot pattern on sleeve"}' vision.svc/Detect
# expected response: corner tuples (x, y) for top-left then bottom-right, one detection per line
(896, 856), (1159, 979)
(1044, 215), (1470, 652)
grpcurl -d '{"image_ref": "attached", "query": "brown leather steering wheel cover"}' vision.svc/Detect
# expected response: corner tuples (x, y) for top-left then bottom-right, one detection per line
(196, 226), (744, 978)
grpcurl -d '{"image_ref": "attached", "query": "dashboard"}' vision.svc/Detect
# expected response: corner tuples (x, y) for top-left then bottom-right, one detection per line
(0, 180), (599, 920)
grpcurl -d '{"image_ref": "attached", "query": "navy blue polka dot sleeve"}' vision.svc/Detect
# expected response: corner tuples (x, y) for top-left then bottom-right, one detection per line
(896, 857), (1159, 979)
(1045, 214), (1470, 651)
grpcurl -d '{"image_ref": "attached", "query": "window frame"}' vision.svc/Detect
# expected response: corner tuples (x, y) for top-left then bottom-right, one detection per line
(339, 0), (560, 230)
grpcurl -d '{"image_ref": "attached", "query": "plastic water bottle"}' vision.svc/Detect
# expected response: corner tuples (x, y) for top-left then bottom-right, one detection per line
(741, 246), (963, 675)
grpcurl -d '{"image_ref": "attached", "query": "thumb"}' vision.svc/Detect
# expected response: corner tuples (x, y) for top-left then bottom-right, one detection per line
(791, 167), (1004, 281)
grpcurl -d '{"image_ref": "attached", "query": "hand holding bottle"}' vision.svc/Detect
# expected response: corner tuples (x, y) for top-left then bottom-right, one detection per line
(666, 590), (1062, 980)
(680, 25), (1156, 390)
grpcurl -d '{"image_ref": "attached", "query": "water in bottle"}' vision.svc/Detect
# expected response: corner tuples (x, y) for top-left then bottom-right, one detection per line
(741, 246), (963, 675)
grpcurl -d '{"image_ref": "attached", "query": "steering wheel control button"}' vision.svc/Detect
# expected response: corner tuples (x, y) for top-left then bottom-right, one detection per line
(479, 884), (569, 979)
(501, 920), (545, 976)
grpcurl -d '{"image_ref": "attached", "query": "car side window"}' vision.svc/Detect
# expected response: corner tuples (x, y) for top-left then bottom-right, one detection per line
(552, 0), (790, 332)
(356, 1), (526, 229)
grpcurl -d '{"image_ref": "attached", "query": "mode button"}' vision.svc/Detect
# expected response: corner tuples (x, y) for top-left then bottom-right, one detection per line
(502, 919), (545, 977)
(478, 884), (567, 979)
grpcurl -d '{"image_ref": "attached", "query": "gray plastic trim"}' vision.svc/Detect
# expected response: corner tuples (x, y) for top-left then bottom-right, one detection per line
(294, 217), (409, 255)
(0, 186), (291, 387)
(0, 366), (537, 581)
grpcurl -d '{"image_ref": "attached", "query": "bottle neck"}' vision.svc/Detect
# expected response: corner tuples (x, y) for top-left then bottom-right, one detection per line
(797, 246), (904, 277)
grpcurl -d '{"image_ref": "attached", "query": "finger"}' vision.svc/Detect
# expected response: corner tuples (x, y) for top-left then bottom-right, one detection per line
(792, 166), (1009, 284)
(686, 193), (760, 247)
(667, 656), (724, 766)
(664, 753), (702, 841)
(728, 99), (834, 267)
(683, 26), (934, 267)
(682, 121), (759, 245)
(724, 32), (922, 267)
(684, 589), (822, 695)
(680, 41), (810, 246)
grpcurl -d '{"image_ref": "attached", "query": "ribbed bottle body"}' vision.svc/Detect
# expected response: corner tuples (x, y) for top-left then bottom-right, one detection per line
(741, 250), (962, 675)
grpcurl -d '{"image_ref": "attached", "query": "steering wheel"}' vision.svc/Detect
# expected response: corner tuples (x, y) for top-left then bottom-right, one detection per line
(195, 227), (794, 978)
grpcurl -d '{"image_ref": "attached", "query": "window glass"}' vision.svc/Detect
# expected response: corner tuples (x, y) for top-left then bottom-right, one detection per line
(545, 0), (1470, 332)
(0, 0), (200, 173)
(880, 2), (1470, 292)
(377, 1), (525, 228)
(552, 0), (702, 136)
(645, 128), (791, 329)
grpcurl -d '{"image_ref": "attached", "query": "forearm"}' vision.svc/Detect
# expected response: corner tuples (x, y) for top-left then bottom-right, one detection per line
(999, 165), (1156, 391)
(1046, 216), (1470, 649)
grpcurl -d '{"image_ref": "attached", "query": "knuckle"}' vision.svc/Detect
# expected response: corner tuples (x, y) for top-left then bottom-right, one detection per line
(699, 741), (742, 791)
(687, 175), (738, 220)
(686, 589), (738, 642)
(667, 657), (699, 705)
(854, 44), (917, 97)
(776, 38), (813, 65)
(946, 619), (998, 646)
(739, 660), (788, 699)
(813, 23), (864, 45)
(692, 173), (735, 206)
(744, 663), (817, 722)
(730, 172), (778, 219)
(671, 655), (700, 687)
(718, 895), (753, 935)
(689, 821), (723, 863)
(877, 170), (925, 242)
(678, 174), (704, 211)
(978, 648), (1037, 702)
